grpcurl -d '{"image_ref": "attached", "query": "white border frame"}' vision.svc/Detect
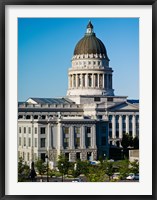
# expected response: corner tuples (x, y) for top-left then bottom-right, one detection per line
(5, 5), (152, 195)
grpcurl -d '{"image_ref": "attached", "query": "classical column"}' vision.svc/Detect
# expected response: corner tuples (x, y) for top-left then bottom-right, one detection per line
(81, 74), (83, 88)
(98, 74), (100, 88)
(70, 75), (72, 88)
(47, 121), (52, 152)
(112, 115), (116, 139)
(57, 119), (63, 157)
(93, 74), (95, 88)
(85, 73), (88, 88)
(72, 74), (74, 88)
(119, 115), (123, 139)
(76, 74), (78, 88)
(92, 125), (96, 148)
(102, 74), (105, 89)
(81, 126), (86, 148)
(47, 122), (50, 152)
(126, 115), (129, 133)
(92, 74), (94, 88)
(70, 126), (75, 149)
(132, 115), (136, 138)
(51, 126), (53, 148)
(31, 118), (34, 162)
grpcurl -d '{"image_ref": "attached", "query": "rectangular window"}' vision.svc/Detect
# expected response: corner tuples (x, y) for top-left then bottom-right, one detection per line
(107, 97), (113, 102)
(35, 138), (37, 147)
(24, 137), (26, 146)
(63, 127), (69, 134)
(75, 127), (80, 134)
(19, 137), (21, 146)
(28, 138), (31, 147)
(75, 137), (80, 148)
(40, 127), (45, 134)
(24, 127), (26, 134)
(41, 153), (45, 162)
(86, 127), (91, 134)
(35, 127), (37, 134)
(65, 153), (69, 161)
(19, 127), (21, 133)
(23, 152), (25, 160)
(76, 152), (80, 160)
(94, 97), (100, 102)
(64, 138), (69, 148)
(86, 137), (91, 147)
(28, 127), (31, 134)
(40, 138), (45, 148)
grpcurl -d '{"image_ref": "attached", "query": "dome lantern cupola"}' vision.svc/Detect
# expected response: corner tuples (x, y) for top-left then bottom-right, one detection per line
(67, 22), (114, 98)
(86, 20), (94, 34)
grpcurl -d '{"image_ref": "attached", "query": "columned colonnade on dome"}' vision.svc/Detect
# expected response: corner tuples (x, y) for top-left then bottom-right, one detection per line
(68, 73), (112, 89)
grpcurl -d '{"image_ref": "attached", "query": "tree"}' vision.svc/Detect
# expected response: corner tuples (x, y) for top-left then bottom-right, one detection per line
(103, 160), (115, 181)
(132, 136), (139, 149)
(121, 133), (133, 149)
(86, 165), (105, 182)
(121, 133), (133, 158)
(72, 160), (90, 178)
(57, 154), (70, 176)
(129, 160), (139, 174)
(35, 159), (47, 178)
(18, 157), (30, 182)
(115, 159), (130, 179)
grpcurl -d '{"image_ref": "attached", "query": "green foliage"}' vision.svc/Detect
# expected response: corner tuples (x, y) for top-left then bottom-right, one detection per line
(86, 165), (105, 182)
(18, 157), (30, 182)
(121, 133), (133, 149)
(129, 160), (139, 174)
(57, 154), (71, 175)
(35, 159), (47, 177)
(132, 136), (139, 149)
(115, 159), (130, 179)
(48, 169), (61, 177)
(71, 160), (90, 178)
(102, 160), (115, 180)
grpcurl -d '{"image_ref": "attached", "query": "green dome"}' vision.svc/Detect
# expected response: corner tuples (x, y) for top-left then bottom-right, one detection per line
(74, 22), (109, 60)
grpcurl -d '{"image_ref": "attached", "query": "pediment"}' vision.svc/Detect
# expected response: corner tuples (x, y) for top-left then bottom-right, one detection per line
(109, 102), (139, 112)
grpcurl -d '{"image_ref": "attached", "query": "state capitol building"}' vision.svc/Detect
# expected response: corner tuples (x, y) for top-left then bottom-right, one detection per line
(18, 21), (139, 166)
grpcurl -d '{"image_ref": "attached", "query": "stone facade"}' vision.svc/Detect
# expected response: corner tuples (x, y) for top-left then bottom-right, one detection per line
(18, 22), (139, 166)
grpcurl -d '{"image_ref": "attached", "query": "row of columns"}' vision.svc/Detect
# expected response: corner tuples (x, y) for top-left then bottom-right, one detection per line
(111, 115), (138, 139)
(68, 73), (112, 89)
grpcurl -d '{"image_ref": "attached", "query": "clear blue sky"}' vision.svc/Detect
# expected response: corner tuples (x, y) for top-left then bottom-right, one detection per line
(18, 18), (139, 101)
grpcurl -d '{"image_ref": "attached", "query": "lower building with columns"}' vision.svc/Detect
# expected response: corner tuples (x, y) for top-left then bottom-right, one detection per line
(18, 21), (139, 166)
